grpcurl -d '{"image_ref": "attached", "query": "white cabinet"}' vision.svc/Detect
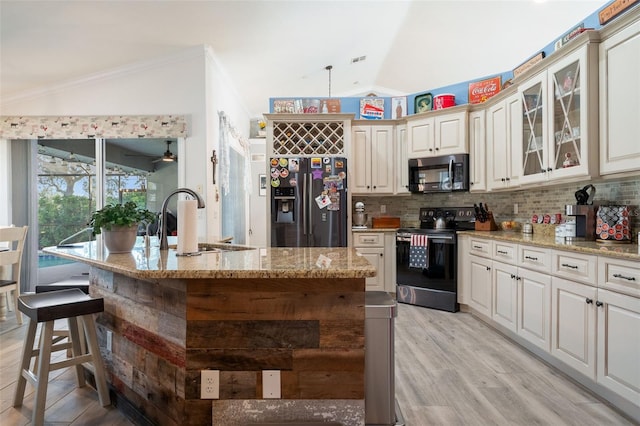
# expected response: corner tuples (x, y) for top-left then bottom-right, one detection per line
(468, 254), (493, 318)
(518, 43), (598, 185)
(551, 276), (597, 379)
(492, 261), (519, 332)
(468, 109), (486, 192)
(551, 250), (597, 285)
(351, 124), (395, 194)
(486, 92), (522, 190)
(353, 232), (385, 291)
(596, 256), (640, 405)
(599, 17), (640, 175)
(517, 268), (552, 352)
(395, 123), (410, 194)
(596, 288), (640, 405)
(353, 231), (396, 293)
(406, 108), (468, 159)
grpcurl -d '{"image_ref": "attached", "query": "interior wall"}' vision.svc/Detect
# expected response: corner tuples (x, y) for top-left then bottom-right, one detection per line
(0, 45), (252, 240)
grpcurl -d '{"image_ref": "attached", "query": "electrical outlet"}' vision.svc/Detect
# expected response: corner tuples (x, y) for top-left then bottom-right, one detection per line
(513, 203), (519, 214)
(201, 370), (220, 399)
(262, 370), (281, 399)
(106, 330), (113, 352)
(380, 204), (386, 214)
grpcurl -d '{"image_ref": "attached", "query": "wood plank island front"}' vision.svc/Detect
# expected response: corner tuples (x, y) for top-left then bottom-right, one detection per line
(44, 241), (376, 425)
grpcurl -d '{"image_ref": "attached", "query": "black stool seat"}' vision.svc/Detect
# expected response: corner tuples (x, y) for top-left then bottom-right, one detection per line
(18, 289), (103, 323)
(36, 276), (90, 294)
(0, 279), (17, 287)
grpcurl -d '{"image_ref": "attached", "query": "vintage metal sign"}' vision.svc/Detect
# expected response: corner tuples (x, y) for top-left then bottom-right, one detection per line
(468, 76), (502, 104)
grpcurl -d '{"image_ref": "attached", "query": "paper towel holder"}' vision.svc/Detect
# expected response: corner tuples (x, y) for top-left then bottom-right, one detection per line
(159, 188), (205, 250)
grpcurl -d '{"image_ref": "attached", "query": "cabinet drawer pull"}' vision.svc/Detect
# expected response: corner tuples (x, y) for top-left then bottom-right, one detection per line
(362, 238), (376, 243)
(473, 245), (483, 249)
(585, 298), (593, 304)
(525, 255), (539, 261)
(561, 263), (579, 269)
(613, 273), (636, 281)
(497, 250), (508, 255)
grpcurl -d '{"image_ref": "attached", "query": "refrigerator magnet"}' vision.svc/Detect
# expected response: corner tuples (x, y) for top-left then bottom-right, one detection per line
(271, 177), (280, 187)
(312, 169), (324, 179)
(315, 194), (331, 209)
(325, 165), (332, 173)
(279, 158), (288, 167)
(280, 168), (289, 178)
(323, 157), (330, 164)
(289, 178), (297, 186)
(335, 160), (344, 168)
(311, 158), (322, 168)
(270, 158), (279, 167)
(289, 158), (299, 172)
(270, 168), (280, 178)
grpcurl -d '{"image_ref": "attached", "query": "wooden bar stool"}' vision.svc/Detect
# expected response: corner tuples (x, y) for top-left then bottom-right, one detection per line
(35, 278), (90, 358)
(13, 288), (110, 426)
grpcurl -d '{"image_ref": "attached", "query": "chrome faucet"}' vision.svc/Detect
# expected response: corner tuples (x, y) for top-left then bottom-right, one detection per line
(159, 188), (205, 250)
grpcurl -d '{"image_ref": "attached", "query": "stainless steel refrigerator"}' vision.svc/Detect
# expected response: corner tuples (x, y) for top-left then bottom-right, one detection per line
(270, 157), (348, 247)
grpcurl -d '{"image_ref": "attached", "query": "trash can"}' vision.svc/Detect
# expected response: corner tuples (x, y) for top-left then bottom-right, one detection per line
(365, 291), (398, 426)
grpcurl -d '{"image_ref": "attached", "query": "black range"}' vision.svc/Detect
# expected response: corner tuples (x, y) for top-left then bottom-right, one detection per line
(396, 207), (475, 312)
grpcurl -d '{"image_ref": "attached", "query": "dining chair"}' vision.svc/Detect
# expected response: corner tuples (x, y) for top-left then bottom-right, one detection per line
(0, 226), (29, 324)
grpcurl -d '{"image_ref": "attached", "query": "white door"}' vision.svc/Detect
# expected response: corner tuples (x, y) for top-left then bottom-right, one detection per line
(370, 125), (395, 194)
(518, 268), (552, 352)
(551, 277), (597, 379)
(356, 247), (385, 291)
(492, 262), (518, 332)
(469, 255), (492, 318)
(596, 289), (640, 404)
(352, 126), (372, 193)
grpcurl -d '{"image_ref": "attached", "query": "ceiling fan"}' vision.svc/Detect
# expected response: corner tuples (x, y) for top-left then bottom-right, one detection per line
(154, 140), (177, 163)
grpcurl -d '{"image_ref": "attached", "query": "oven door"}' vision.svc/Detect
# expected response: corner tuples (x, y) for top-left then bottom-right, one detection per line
(396, 231), (458, 311)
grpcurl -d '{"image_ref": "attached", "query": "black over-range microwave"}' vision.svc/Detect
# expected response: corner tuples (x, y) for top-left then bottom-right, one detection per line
(408, 154), (469, 193)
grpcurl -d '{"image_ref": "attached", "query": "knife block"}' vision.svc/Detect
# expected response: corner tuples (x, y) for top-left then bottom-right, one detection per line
(475, 213), (498, 231)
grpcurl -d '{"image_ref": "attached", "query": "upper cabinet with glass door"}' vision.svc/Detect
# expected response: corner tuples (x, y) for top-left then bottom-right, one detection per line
(517, 35), (599, 186)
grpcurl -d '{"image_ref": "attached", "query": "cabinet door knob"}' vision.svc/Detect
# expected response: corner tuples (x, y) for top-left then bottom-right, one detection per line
(379, 253), (383, 257)
(486, 266), (491, 271)
(505, 177), (510, 181)
(429, 148), (433, 152)
(585, 298), (593, 304)
(435, 147), (439, 151)
(596, 301), (603, 307)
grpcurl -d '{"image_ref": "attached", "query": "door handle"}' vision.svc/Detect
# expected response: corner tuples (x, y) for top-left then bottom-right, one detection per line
(303, 174), (308, 236)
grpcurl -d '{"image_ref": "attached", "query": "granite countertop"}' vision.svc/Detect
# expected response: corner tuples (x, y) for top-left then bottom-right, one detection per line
(459, 230), (640, 261)
(43, 239), (377, 280)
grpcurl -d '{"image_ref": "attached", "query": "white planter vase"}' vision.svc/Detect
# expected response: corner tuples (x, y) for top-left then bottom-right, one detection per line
(102, 224), (138, 253)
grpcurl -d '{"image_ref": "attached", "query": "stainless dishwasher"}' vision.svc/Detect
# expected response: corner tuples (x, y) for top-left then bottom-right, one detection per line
(365, 291), (403, 426)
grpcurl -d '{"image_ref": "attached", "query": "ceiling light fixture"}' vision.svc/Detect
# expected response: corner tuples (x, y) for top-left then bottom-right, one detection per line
(161, 140), (176, 162)
(325, 65), (333, 97)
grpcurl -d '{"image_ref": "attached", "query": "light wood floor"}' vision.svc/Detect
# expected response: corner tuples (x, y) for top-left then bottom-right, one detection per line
(394, 303), (637, 426)
(0, 305), (636, 425)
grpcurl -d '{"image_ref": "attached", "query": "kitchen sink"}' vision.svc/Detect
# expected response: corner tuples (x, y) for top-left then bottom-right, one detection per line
(168, 243), (255, 253)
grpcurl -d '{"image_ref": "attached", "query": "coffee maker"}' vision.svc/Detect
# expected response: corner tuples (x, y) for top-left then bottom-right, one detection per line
(353, 202), (367, 228)
(565, 204), (597, 241)
(565, 184), (597, 241)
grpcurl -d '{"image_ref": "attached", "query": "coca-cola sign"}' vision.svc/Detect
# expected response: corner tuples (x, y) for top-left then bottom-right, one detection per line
(468, 76), (502, 104)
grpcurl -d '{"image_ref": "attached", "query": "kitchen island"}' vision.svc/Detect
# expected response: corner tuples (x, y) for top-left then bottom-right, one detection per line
(43, 241), (376, 426)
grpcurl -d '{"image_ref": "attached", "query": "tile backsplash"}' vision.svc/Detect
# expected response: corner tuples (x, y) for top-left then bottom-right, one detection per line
(354, 176), (640, 242)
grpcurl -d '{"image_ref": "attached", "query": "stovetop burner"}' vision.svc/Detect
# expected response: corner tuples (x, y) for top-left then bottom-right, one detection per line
(398, 207), (476, 234)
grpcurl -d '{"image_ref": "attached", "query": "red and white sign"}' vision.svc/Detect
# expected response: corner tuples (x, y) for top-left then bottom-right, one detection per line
(468, 76), (501, 104)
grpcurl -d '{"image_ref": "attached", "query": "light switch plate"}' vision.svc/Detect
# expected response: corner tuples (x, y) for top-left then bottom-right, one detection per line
(262, 370), (281, 399)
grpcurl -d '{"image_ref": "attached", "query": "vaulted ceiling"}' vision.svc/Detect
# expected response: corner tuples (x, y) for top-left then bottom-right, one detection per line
(1, 1), (608, 119)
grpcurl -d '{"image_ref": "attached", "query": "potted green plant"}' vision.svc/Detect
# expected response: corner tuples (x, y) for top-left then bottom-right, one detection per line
(89, 202), (157, 253)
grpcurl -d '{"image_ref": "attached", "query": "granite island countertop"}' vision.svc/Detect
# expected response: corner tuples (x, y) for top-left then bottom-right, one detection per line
(459, 230), (640, 261)
(43, 239), (377, 280)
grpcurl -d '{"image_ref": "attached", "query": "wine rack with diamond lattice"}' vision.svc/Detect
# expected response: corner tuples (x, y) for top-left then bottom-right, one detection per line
(271, 120), (345, 156)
